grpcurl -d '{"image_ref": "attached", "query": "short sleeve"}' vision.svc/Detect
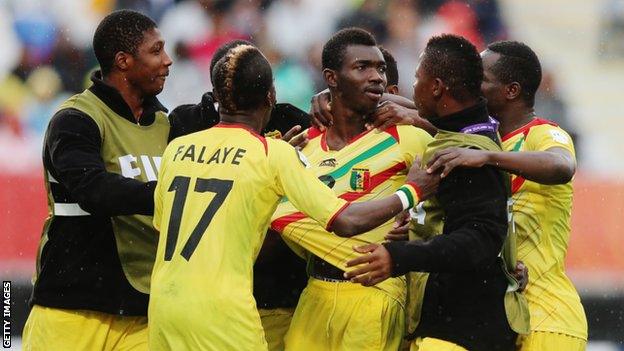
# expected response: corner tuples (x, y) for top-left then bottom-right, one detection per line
(526, 124), (575, 157)
(269, 139), (348, 230)
(153, 144), (173, 231)
(396, 125), (434, 168)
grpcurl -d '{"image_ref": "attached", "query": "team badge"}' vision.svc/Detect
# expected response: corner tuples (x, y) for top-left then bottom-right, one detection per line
(350, 168), (370, 191)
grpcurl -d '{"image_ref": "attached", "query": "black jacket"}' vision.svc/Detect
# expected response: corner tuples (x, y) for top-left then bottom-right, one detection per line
(31, 72), (166, 315)
(384, 100), (516, 351)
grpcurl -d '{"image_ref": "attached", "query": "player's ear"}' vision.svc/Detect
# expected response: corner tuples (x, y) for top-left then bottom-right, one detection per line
(265, 85), (276, 108)
(432, 78), (444, 98)
(386, 85), (399, 95)
(114, 51), (132, 72)
(506, 82), (521, 100)
(212, 90), (221, 104)
(323, 68), (338, 89)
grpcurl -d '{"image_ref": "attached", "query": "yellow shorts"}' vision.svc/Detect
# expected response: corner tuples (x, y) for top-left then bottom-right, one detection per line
(517, 331), (587, 351)
(259, 308), (295, 351)
(410, 337), (468, 351)
(284, 278), (404, 351)
(22, 305), (147, 351)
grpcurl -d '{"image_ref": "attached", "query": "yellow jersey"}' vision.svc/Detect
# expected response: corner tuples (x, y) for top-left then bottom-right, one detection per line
(149, 123), (348, 351)
(271, 125), (432, 303)
(502, 118), (587, 340)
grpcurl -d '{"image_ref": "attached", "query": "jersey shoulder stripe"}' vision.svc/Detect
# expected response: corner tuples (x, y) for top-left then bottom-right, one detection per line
(213, 122), (268, 155)
(501, 117), (557, 142)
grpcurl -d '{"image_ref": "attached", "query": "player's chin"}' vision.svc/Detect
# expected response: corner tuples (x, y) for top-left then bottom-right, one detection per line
(148, 83), (165, 96)
(358, 98), (379, 113)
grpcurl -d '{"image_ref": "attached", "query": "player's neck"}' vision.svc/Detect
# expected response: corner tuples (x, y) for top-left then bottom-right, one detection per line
(219, 113), (265, 133)
(497, 104), (536, 136)
(104, 73), (145, 122)
(436, 96), (479, 118)
(325, 98), (367, 151)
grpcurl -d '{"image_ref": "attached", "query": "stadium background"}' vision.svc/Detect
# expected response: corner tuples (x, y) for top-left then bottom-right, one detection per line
(0, 0), (622, 349)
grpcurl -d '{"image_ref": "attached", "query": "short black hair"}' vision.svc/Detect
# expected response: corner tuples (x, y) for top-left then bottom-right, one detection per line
(322, 27), (377, 70)
(209, 39), (254, 84)
(379, 46), (398, 86)
(487, 40), (542, 106)
(93, 10), (157, 75)
(421, 34), (483, 102)
(212, 45), (273, 112)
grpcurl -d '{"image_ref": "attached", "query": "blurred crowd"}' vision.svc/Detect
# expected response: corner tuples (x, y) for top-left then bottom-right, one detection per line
(0, 0), (574, 172)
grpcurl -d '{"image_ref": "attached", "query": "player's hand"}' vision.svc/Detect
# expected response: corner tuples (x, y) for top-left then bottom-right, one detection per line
(406, 156), (440, 201)
(426, 147), (491, 178)
(281, 125), (309, 149)
(289, 131), (309, 150)
(281, 125), (301, 141)
(369, 101), (418, 131)
(513, 260), (529, 292)
(343, 244), (393, 286)
(309, 90), (332, 130)
(384, 210), (410, 241)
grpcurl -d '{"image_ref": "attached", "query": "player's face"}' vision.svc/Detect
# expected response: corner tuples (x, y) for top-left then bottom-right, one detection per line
(127, 28), (172, 96)
(336, 45), (387, 115)
(480, 50), (506, 118)
(412, 58), (436, 120)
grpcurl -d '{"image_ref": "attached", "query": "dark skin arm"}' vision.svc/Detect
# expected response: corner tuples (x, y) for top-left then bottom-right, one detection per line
(343, 245), (529, 289)
(345, 166), (509, 286)
(369, 101), (437, 136)
(330, 159), (440, 237)
(426, 146), (576, 184)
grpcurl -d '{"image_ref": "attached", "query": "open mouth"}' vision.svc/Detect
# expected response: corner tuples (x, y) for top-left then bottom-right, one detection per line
(157, 72), (169, 82)
(365, 91), (382, 100)
(364, 88), (383, 100)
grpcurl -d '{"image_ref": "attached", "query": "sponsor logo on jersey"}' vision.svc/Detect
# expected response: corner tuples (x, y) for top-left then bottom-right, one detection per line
(319, 158), (337, 167)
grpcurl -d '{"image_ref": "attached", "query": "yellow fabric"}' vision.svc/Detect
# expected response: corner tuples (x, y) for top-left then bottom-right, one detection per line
(517, 331), (587, 351)
(259, 308), (295, 351)
(410, 337), (468, 351)
(272, 125), (432, 304)
(22, 305), (147, 351)
(285, 278), (405, 351)
(503, 123), (587, 340)
(149, 125), (348, 351)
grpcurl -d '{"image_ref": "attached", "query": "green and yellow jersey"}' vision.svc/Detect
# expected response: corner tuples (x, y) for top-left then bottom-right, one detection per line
(271, 125), (432, 304)
(148, 123), (348, 351)
(502, 118), (587, 340)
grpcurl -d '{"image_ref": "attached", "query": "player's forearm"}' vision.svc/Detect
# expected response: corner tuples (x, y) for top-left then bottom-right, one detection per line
(411, 116), (437, 136)
(381, 93), (415, 109)
(486, 150), (575, 185)
(331, 195), (405, 237)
